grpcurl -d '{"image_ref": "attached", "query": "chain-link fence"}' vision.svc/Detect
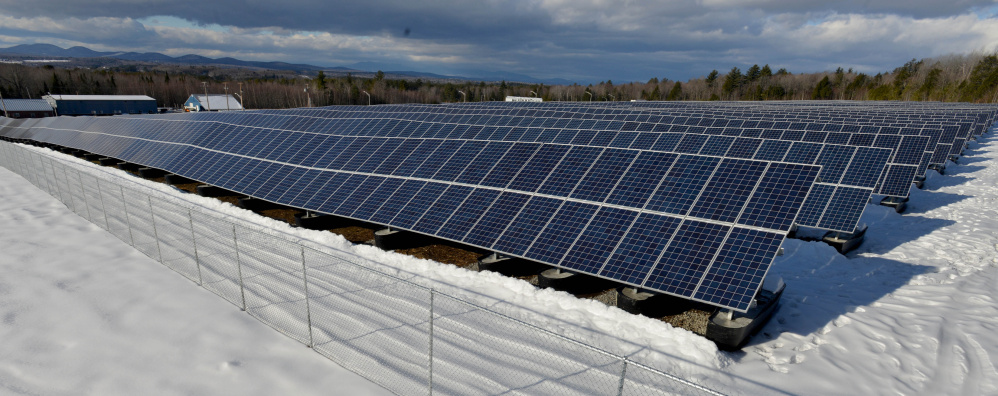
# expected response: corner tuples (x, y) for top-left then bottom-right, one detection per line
(0, 141), (725, 396)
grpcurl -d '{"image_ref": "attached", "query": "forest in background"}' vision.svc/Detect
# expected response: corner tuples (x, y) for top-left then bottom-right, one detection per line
(1, 51), (997, 109)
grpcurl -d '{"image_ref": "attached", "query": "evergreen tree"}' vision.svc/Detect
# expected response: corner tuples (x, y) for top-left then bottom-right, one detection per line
(666, 82), (683, 100)
(722, 67), (742, 96)
(705, 70), (719, 87)
(961, 55), (998, 102)
(315, 70), (326, 90)
(813, 76), (834, 100)
(746, 64), (761, 82)
(760, 64), (773, 78)
(648, 85), (662, 100)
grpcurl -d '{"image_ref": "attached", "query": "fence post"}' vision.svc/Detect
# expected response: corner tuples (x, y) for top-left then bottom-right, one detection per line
(428, 289), (435, 396)
(96, 179), (111, 231)
(617, 358), (628, 396)
(188, 208), (204, 286)
(58, 164), (78, 213)
(147, 195), (164, 263)
(119, 185), (135, 246)
(76, 169), (93, 222)
(47, 158), (65, 204)
(232, 224), (247, 311)
(300, 246), (314, 348)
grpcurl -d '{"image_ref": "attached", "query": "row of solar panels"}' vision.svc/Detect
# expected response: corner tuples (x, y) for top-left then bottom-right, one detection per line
(1, 101), (994, 314)
(130, 107), (930, 199)
(0, 115), (820, 311)
(1, 114), (893, 233)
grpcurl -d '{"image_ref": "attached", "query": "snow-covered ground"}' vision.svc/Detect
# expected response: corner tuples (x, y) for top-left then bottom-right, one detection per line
(0, 162), (394, 395)
(2, 127), (998, 395)
(730, 133), (998, 395)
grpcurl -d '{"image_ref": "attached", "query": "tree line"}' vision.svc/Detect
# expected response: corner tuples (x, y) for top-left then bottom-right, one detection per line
(1, 52), (997, 109)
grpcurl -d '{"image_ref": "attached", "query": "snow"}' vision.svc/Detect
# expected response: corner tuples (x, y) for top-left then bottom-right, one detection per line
(729, 133), (998, 395)
(0, 159), (392, 395)
(2, 126), (998, 395)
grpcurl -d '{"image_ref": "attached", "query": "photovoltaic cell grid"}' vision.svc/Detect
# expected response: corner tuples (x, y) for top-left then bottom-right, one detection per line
(23, 112), (888, 233)
(160, 105), (925, 198)
(0, 115), (821, 312)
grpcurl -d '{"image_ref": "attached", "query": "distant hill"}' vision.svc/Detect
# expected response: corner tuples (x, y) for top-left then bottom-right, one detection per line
(0, 43), (576, 85)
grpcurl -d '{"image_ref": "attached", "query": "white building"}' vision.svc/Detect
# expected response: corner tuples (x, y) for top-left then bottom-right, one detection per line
(184, 94), (244, 112)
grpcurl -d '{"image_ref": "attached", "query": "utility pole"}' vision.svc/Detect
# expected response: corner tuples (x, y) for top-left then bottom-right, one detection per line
(201, 81), (210, 111)
(0, 90), (8, 118)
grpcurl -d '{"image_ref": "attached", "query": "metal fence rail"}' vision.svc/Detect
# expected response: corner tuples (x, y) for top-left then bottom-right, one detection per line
(0, 141), (725, 396)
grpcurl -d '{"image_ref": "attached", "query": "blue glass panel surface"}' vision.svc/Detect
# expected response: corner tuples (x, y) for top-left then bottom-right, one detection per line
(570, 149), (638, 202)
(739, 163), (820, 230)
(463, 192), (531, 247)
(841, 147), (891, 188)
(560, 207), (637, 273)
(438, 189), (501, 241)
(492, 196), (562, 255)
(818, 186), (871, 232)
(525, 202), (599, 264)
(645, 155), (721, 216)
(599, 213), (682, 284)
(537, 146), (604, 197)
(352, 177), (405, 220)
(793, 183), (835, 228)
(456, 141), (513, 185)
(643, 220), (730, 297)
(687, 159), (766, 223)
(411, 184), (473, 233)
(392, 182), (452, 227)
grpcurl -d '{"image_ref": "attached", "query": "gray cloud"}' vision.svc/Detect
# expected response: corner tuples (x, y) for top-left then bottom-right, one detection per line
(0, 1), (995, 83)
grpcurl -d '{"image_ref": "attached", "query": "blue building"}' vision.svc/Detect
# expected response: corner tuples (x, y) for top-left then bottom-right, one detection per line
(0, 99), (55, 118)
(42, 94), (157, 116)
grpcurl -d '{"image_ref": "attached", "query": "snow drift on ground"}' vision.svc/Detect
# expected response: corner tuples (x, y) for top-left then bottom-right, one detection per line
(0, 164), (393, 395)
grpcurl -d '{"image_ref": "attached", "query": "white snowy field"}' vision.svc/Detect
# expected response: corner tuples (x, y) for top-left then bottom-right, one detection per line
(1, 126), (998, 395)
(0, 159), (393, 394)
(729, 132), (998, 395)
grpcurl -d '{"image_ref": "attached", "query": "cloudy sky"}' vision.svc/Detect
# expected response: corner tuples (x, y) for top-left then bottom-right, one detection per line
(0, 1), (997, 83)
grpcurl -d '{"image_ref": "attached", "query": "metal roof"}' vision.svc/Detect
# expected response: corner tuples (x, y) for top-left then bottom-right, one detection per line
(44, 94), (156, 101)
(189, 94), (244, 110)
(0, 99), (54, 112)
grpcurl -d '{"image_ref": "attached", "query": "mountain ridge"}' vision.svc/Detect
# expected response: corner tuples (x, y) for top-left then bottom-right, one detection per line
(0, 43), (575, 85)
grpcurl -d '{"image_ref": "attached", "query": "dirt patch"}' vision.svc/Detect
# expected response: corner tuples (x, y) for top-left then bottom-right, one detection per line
(660, 309), (711, 335)
(171, 183), (200, 194)
(394, 243), (484, 268)
(257, 208), (302, 225)
(213, 196), (240, 206)
(329, 226), (376, 243)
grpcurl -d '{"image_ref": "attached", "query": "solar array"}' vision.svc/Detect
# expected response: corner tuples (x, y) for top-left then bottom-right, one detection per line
(1, 100), (995, 313)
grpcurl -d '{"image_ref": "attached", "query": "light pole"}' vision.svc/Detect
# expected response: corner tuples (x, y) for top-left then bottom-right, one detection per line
(584, 91), (592, 102)
(238, 82), (244, 110)
(0, 90), (8, 118)
(201, 81), (210, 111)
(608, 94), (614, 101)
(458, 90), (466, 102)
(304, 85), (311, 107)
(362, 90), (371, 106)
(224, 83), (230, 110)
(529, 90), (537, 97)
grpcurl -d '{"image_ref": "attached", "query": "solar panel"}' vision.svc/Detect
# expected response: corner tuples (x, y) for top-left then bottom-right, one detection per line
(0, 114), (823, 312)
(4, 101), (995, 311)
